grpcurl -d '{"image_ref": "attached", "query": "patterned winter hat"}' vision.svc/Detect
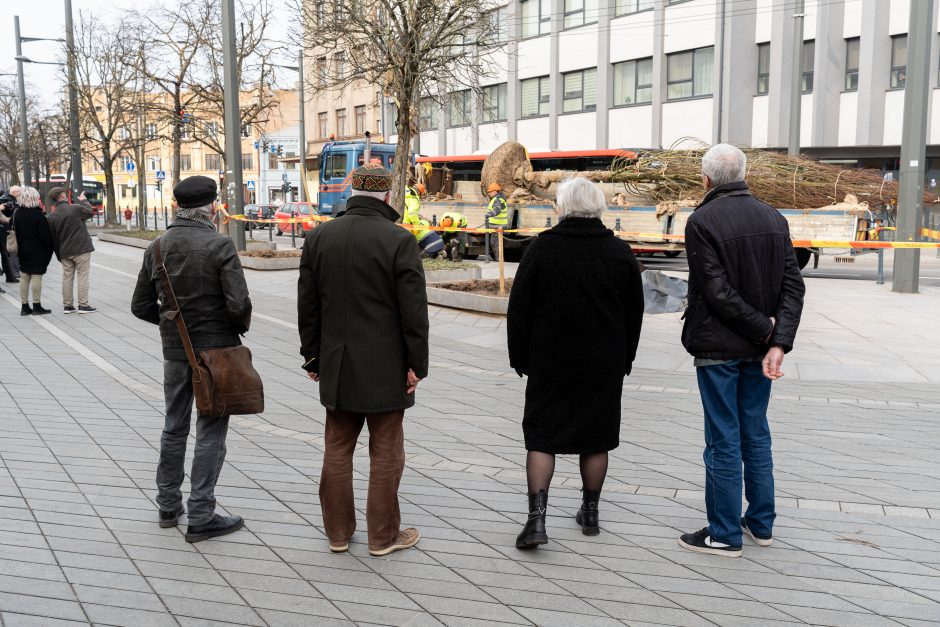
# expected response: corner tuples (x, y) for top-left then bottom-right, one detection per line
(351, 163), (392, 192)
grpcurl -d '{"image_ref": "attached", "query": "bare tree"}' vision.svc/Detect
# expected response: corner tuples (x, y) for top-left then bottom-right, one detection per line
(127, 1), (212, 188)
(29, 108), (70, 185)
(0, 83), (30, 187)
(183, 0), (281, 189)
(298, 0), (502, 210)
(74, 12), (137, 224)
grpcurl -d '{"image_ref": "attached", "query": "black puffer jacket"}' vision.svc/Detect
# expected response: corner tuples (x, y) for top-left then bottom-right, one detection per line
(131, 219), (252, 360)
(682, 181), (805, 360)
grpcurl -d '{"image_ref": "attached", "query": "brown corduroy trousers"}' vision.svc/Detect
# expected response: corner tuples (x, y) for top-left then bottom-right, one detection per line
(319, 409), (405, 551)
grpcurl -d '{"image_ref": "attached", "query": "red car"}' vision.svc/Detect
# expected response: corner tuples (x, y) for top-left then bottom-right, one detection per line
(274, 202), (319, 237)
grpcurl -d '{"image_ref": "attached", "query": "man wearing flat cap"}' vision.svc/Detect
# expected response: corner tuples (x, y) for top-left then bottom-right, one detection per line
(132, 175), (252, 543)
(298, 163), (429, 557)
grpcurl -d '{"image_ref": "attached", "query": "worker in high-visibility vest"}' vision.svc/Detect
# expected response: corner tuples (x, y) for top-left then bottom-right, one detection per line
(485, 182), (508, 227)
(439, 212), (468, 232)
(403, 183), (425, 224)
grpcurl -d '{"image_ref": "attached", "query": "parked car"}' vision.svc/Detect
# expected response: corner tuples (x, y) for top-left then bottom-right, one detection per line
(243, 204), (276, 230)
(274, 202), (319, 237)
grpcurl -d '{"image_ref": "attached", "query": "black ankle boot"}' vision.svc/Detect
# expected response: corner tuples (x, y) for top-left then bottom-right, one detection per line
(32, 303), (51, 315)
(575, 489), (601, 536)
(516, 490), (548, 549)
(20, 304), (31, 316)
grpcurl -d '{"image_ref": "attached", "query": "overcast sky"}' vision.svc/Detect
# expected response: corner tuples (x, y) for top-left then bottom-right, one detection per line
(1, 0), (293, 111)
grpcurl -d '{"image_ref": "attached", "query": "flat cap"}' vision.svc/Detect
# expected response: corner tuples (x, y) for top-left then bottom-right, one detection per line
(174, 175), (218, 208)
(351, 163), (392, 193)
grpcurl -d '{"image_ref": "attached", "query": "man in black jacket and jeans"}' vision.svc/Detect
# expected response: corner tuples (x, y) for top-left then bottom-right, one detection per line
(678, 144), (805, 558)
(132, 176), (252, 543)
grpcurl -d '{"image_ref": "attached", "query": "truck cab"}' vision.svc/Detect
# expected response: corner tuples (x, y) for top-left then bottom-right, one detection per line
(318, 140), (401, 215)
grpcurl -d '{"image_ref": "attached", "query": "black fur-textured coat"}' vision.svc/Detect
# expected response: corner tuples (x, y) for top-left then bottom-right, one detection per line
(507, 217), (644, 454)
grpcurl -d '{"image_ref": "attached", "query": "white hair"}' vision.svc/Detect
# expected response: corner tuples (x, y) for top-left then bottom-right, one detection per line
(18, 186), (41, 208)
(176, 202), (215, 222)
(702, 143), (747, 187)
(351, 189), (390, 201)
(556, 177), (606, 220)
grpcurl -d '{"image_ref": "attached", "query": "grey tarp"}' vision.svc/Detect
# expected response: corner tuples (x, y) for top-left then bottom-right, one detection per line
(642, 269), (688, 314)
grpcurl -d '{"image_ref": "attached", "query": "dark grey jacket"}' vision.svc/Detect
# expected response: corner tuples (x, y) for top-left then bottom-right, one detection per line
(298, 195), (429, 413)
(47, 200), (94, 260)
(682, 181), (805, 360)
(131, 219), (252, 361)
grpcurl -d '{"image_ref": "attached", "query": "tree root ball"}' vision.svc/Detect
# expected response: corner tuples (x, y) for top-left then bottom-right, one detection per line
(480, 141), (532, 198)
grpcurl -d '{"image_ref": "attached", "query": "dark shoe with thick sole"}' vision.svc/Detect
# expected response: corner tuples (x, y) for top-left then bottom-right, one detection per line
(31, 304), (52, 315)
(678, 528), (742, 557)
(516, 490), (549, 549)
(159, 505), (185, 528)
(575, 489), (601, 536)
(77, 305), (97, 314)
(185, 514), (244, 543)
(741, 517), (773, 547)
(20, 304), (31, 316)
(64, 306), (77, 314)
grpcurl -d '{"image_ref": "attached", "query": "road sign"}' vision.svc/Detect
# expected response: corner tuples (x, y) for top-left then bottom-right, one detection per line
(155, 170), (166, 181)
(125, 161), (135, 172)
(246, 180), (255, 191)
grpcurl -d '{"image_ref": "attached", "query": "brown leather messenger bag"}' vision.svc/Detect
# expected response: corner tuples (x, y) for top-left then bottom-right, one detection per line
(153, 237), (264, 416)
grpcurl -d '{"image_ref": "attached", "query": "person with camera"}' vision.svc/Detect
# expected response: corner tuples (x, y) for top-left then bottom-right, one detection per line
(46, 187), (97, 314)
(1, 188), (19, 287)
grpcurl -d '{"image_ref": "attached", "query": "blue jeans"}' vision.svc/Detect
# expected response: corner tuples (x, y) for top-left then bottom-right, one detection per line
(697, 360), (774, 546)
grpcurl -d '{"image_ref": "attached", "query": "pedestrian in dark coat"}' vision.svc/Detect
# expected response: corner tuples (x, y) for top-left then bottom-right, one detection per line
(47, 187), (97, 313)
(677, 144), (804, 559)
(508, 177), (644, 549)
(11, 187), (54, 315)
(298, 163), (429, 557)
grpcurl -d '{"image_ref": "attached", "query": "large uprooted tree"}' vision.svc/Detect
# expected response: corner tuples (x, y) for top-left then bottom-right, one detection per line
(299, 0), (503, 211)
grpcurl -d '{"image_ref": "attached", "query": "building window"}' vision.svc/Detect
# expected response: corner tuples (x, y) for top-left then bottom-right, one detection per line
(521, 76), (550, 117)
(845, 38), (860, 91)
(315, 0), (325, 25)
(336, 108), (347, 136)
(205, 121), (218, 136)
(562, 68), (597, 113)
(756, 43), (770, 95)
(180, 153), (192, 171)
(355, 105), (366, 134)
(268, 153), (279, 169)
(205, 153), (221, 171)
(335, 52), (345, 81)
(486, 6), (509, 45)
(241, 153), (253, 170)
(521, 0), (551, 38)
(564, 0), (598, 29)
(146, 155), (160, 171)
(241, 124), (251, 138)
(318, 112), (328, 138)
(119, 126), (131, 141)
(482, 83), (508, 122)
(615, 0), (653, 15)
(317, 57), (327, 87)
(145, 123), (157, 140)
(419, 98), (438, 130)
(802, 40), (815, 93)
(891, 35), (907, 89)
(666, 46), (714, 100)
(612, 58), (652, 106)
(449, 90), (471, 127)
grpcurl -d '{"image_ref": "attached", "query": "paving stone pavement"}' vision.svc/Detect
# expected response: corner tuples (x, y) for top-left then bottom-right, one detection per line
(1, 239), (940, 626)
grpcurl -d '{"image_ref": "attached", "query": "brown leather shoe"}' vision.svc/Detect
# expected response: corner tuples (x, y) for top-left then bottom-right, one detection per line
(368, 528), (420, 557)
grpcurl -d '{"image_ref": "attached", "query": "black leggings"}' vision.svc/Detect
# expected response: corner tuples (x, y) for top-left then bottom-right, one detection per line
(525, 451), (609, 494)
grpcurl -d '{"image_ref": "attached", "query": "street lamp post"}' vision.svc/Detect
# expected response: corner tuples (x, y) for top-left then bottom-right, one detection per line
(12, 15), (66, 188)
(221, 0), (245, 250)
(271, 54), (307, 202)
(64, 0), (83, 203)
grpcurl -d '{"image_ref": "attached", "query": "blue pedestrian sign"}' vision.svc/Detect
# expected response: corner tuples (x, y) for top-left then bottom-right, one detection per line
(246, 180), (255, 191)
(155, 170), (166, 181)
(125, 161), (136, 173)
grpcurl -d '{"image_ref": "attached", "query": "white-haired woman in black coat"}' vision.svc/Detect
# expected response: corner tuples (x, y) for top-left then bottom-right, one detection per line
(507, 177), (644, 549)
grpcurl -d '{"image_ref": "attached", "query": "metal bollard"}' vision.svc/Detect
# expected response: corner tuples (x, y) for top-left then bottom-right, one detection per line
(268, 220), (273, 241)
(249, 215), (254, 240)
(163, 207), (168, 229)
(290, 209), (296, 248)
(545, 216), (552, 228)
(484, 217), (491, 263)
(432, 215), (437, 226)
(614, 217), (622, 233)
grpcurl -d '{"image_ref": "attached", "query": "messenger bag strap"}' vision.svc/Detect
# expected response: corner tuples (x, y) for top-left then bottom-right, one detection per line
(153, 237), (201, 375)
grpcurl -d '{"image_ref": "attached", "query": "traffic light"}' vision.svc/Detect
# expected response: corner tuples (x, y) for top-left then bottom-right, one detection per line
(277, 145), (284, 156)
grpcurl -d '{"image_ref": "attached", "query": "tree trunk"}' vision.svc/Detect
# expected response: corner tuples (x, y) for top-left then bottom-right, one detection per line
(391, 101), (414, 215)
(172, 87), (182, 188)
(102, 147), (118, 225)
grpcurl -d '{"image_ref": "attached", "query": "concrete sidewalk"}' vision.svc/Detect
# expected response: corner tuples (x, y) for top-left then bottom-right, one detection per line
(0, 239), (938, 625)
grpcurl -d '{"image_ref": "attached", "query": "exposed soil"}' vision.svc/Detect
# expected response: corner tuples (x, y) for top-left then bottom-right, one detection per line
(432, 279), (513, 296)
(423, 259), (470, 271)
(105, 230), (159, 241)
(239, 249), (302, 258)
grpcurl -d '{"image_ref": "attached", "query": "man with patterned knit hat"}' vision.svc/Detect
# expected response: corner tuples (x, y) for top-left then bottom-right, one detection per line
(298, 163), (429, 557)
